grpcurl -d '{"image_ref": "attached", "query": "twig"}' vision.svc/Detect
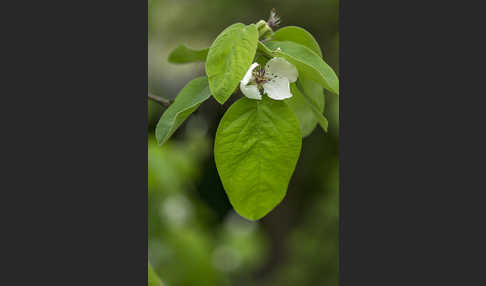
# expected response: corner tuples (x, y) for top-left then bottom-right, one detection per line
(148, 93), (172, 107)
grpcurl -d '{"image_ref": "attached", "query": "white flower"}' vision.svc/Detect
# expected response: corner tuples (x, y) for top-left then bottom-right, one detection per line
(240, 57), (298, 100)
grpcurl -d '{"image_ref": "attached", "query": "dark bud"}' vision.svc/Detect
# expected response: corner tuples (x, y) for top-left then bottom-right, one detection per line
(267, 8), (281, 29)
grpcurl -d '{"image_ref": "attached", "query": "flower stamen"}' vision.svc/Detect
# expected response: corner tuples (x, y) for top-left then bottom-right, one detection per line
(252, 66), (269, 85)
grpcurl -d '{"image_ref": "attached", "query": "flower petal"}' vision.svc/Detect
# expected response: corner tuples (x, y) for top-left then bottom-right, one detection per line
(264, 57), (298, 83)
(263, 76), (292, 100)
(241, 63), (260, 85)
(240, 82), (262, 100)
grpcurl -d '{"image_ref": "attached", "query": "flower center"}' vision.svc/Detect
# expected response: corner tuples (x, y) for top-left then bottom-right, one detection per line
(252, 66), (270, 85)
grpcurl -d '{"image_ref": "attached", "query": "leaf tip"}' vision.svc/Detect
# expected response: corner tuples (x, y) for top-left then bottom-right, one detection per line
(235, 209), (266, 221)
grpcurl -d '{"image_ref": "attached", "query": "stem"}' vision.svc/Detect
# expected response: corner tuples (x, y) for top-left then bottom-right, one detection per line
(148, 93), (172, 107)
(258, 41), (275, 58)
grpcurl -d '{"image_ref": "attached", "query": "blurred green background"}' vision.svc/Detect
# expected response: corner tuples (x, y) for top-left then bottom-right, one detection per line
(148, 0), (339, 285)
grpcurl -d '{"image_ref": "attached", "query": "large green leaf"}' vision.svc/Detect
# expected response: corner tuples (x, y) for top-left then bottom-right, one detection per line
(214, 96), (302, 220)
(148, 264), (163, 286)
(168, 45), (208, 64)
(155, 77), (211, 145)
(288, 76), (326, 136)
(206, 23), (258, 104)
(265, 41), (339, 95)
(272, 26), (323, 57)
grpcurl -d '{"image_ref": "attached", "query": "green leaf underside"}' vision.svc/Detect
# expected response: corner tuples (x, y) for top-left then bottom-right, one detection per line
(206, 23), (258, 104)
(265, 41), (339, 95)
(155, 77), (211, 145)
(168, 45), (208, 63)
(272, 26), (323, 57)
(214, 96), (302, 220)
(294, 79), (328, 132)
(148, 264), (163, 286)
(288, 76), (326, 136)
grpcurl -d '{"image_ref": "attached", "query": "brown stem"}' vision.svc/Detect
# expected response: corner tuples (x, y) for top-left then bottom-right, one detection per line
(148, 93), (172, 107)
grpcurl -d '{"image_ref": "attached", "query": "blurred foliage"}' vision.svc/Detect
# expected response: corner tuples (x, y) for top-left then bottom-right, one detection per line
(149, 264), (163, 286)
(148, 0), (339, 285)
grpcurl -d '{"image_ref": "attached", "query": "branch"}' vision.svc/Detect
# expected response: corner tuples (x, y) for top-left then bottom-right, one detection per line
(148, 93), (172, 107)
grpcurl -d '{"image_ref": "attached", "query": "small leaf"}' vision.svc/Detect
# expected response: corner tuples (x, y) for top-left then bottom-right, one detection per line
(148, 264), (163, 286)
(272, 26), (323, 57)
(265, 41), (339, 95)
(168, 45), (208, 64)
(155, 77), (211, 145)
(287, 76), (326, 136)
(294, 79), (328, 132)
(214, 96), (302, 220)
(206, 23), (258, 104)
